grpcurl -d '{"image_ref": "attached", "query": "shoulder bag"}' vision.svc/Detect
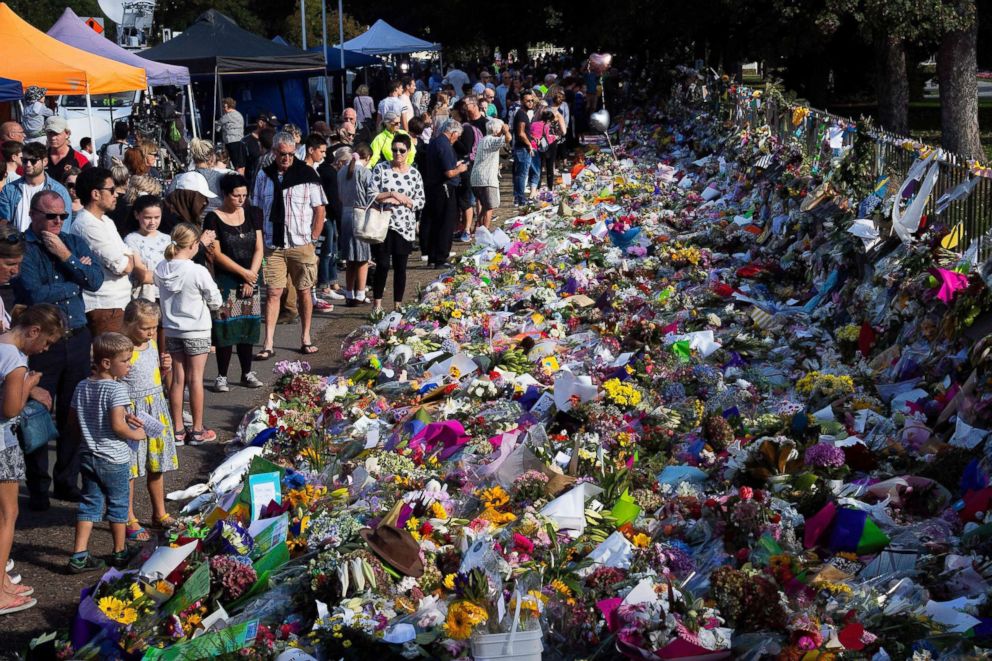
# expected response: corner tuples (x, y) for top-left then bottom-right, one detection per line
(354, 198), (391, 244)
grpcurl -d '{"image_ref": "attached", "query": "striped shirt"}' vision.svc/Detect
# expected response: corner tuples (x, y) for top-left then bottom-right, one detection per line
(251, 167), (328, 248)
(71, 378), (132, 465)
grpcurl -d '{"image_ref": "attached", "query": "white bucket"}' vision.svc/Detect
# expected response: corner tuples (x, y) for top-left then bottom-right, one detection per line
(470, 628), (543, 661)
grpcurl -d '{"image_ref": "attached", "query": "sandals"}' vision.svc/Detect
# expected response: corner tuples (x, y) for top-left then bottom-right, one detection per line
(300, 344), (319, 355)
(0, 594), (36, 615)
(186, 429), (217, 446)
(126, 519), (151, 543)
(150, 514), (176, 530)
(254, 348), (275, 361)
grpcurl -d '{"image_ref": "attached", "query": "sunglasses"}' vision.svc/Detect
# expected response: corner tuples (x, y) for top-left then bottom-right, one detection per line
(276, 151), (295, 158)
(22, 157), (41, 165)
(31, 210), (69, 221)
(393, 147), (408, 154)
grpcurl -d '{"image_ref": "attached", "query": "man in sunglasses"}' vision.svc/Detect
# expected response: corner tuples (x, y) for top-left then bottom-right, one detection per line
(13, 190), (103, 510)
(0, 142), (72, 232)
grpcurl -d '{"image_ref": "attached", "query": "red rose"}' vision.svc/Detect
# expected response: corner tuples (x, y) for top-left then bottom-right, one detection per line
(739, 486), (753, 501)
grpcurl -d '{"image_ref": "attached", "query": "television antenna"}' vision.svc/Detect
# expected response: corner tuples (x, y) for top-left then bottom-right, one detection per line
(97, 0), (156, 49)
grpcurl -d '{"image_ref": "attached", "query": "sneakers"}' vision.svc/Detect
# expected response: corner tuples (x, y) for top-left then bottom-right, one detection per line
(325, 289), (346, 301)
(314, 299), (334, 313)
(213, 375), (230, 393)
(241, 372), (263, 388)
(108, 545), (141, 569)
(67, 553), (106, 574)
(6, 559), (13, 572)
(457, 232), (471, 243)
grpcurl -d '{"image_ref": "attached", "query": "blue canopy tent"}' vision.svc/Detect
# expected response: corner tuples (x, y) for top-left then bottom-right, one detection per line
(308, 45), (380, 72)
(0, 77), (23, 102)
(339, 19), (440, 55)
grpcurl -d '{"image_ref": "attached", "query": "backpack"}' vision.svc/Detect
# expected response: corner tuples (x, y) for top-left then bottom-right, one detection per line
(465, 123), (483, 162)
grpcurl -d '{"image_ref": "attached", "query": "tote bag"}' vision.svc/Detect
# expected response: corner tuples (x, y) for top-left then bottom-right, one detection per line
(354, 199), (391, 244)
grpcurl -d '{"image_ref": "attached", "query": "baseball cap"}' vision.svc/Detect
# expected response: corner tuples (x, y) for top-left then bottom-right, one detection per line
(383, 111), (400, 124)
(173, 171), (217, 198)
(259, 112), (281, 127)
(44, 116), (68, 134)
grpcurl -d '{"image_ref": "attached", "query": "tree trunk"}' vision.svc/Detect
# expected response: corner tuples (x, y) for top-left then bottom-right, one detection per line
(874, 35), (909, 134)
(937, 16), (983, 160)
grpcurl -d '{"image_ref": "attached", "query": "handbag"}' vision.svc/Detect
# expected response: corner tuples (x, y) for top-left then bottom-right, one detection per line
(354, 199), (391, 244)
(16, 399), (58, 455)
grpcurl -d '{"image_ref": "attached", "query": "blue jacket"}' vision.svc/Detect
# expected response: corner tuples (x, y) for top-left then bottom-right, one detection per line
(12, 229), (104, 331)
(0, 176), (74, 232)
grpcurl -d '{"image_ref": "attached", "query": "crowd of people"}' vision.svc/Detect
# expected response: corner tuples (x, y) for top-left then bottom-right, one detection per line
(0, 54), (606, 616)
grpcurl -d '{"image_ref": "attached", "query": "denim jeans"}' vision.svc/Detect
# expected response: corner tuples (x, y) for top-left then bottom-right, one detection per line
(78, 453), (130, 524)
(512, 147), (531, 204)
(317, 220), (338, 288)
(528, 151), (542, 190)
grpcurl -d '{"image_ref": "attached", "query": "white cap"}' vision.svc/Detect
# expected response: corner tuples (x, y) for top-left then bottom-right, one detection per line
(173, 171), (217, 198)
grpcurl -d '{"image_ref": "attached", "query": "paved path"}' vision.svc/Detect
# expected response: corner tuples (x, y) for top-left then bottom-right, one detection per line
(1, 171), (520, 656)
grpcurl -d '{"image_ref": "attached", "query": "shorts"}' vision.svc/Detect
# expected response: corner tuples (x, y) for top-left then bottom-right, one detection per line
(78, 453), (130, 524)
(472, 186), (500, 211)
(86, 308), (124, 336)
(263, 244), (317, 291)
(165, 336), (212, 356)
(0, 444), (25, 482)
(456, 184), (476, 211)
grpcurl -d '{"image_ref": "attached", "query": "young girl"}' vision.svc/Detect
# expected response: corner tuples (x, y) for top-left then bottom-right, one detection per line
(0, 304), (65, 614)
(124, 195), (171, 303)
(121, 300), (178, 540)
(154, 224), (222, 445)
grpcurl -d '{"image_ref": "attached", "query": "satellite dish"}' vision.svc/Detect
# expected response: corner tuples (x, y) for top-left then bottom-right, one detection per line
(98, 0), (125, 25)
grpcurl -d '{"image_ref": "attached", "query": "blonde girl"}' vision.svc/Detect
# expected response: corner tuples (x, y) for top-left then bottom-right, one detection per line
(121, 300), (177, 538)
(154, 224), (222, 445)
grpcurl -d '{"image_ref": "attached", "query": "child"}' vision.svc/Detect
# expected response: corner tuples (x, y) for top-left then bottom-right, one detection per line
(0, 305), (64, 613)
(154, 224), (222, 445)
(68, 332), (146, 573)
(124, 195), (171, 303)
(122, 300), (178, 540)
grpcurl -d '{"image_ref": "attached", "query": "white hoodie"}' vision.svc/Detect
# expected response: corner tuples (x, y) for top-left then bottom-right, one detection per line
(154, 258), (222, 339)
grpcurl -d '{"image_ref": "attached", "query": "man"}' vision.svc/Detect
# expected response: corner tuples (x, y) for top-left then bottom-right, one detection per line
(0, 121), (25, 144)
(99, 121), (131, 169)
(252, 132), (327, 359)
(0, 142), (72, 231)
(512, 91), (537, 206)
(421, 119), (467, 269)
(368, 112), (415, 168)
(472, 70), (494, 96)
(217, 97), (247, 174)
(481, 88), (498, 118)
(445, 64), (470, 101)
(243, 113), (280, 190)
(341, 107), (358, 127)
(70, 167), (145, 334)
(45, 116), (90, 184)
(398, 76), (416, 131)
(495, 72), (512, 119)
(79, 137), (96, 164)
(376, 80), (404, 131)
(13, 190), (104, 510)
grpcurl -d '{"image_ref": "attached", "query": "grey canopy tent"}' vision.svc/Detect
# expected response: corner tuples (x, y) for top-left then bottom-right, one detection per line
(339, 19), (440, 55)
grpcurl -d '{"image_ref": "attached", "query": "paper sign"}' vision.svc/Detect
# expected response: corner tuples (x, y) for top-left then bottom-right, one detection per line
(144, 619), (258, 660)
(162, 560), (211, 616)
(248, 514), (288, 559)
(248, 472), (281, 521)
(553, 371), (598, 412)
(530, 392), (556, 418)
(138, 411), (166, 439)
(562, 172), (572, 185)
(192, 605), (229, 638)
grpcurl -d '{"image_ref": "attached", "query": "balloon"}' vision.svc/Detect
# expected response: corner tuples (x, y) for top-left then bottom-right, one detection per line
(589, 108), (611, 133)
(589, 53), (613, 75)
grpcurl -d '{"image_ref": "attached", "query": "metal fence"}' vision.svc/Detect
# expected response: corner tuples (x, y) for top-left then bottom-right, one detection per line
(726, 91), (992, 258)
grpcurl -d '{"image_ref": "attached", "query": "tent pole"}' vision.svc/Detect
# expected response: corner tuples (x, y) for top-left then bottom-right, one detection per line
(338, 0), (346, 114)
(321, 0), (330, 124)
(85, 82), (95, 155)
(187, 83), (199, 139)
(301, 0), (308, 50)
(212, 67), (219, 143)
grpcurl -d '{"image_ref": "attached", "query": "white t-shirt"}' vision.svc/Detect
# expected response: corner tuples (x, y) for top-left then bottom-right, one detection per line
(70, 208), (135, 311)
(0, 343), (27, 449)
(398, 94), (414, 122)
(15, 182), (43, 231)
(378, 96), (404, 120)
(124, 231), (171, 301)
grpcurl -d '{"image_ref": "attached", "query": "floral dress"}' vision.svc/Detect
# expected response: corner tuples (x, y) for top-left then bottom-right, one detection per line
(124, 341), (178, 477)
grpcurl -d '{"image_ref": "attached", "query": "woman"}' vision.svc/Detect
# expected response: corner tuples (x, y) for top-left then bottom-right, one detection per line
(115, 174), (165, 236)
(470, 119), (512, 232)
(189, 138), (223, 212)
(337, 143), (374, 306)
(141, 141), (163, 182)
(63, 166), (83, 216)
(369, 134), (424, 314)
(541, 94), (567, 190)
(123, 147), (149, 177)
(0, 142), (21, 194)
(353, 84), (375, 137)
(202, 174), (264, 392)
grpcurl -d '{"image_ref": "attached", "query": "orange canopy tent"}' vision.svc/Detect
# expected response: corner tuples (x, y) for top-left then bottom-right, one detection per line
(0, 2), (146, 94)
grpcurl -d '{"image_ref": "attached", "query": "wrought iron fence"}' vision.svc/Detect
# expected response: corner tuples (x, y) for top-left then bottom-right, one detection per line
(725, 89), (992, 259)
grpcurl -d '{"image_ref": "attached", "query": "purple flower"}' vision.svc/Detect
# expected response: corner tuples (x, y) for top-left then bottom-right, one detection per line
(803, 442), (846, 469)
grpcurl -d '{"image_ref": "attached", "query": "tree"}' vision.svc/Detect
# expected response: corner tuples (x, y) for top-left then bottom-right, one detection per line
(282, 3), (365, 50)
(936, 0), (982, 159)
